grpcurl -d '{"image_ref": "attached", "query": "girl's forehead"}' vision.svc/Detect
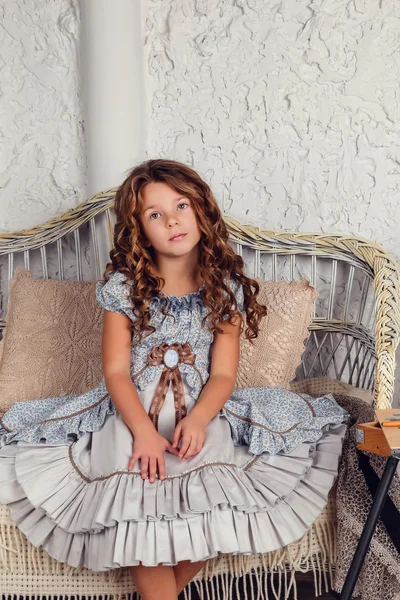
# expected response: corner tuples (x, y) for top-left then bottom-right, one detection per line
(141, 182), (185, 208)
(143, 181), (179, 199)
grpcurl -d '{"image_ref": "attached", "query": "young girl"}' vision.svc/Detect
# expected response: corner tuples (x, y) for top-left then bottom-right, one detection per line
(0, 159), (348, 600)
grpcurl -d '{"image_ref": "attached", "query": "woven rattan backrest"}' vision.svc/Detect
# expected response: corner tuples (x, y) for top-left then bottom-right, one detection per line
(1, 188), (399, 409)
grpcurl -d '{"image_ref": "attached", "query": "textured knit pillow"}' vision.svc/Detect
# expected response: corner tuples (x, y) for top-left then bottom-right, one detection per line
(0, 268), (104, 413)
(235, 279), (317, 389)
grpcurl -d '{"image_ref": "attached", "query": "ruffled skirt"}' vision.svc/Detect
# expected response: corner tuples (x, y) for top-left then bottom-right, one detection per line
(0, 376), (348, 571)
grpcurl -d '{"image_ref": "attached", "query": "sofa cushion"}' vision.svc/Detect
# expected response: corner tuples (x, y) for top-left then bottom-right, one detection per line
(0, 268), (103, 413)
(236, 279), (317, 389)
(0, 271), (316, 413)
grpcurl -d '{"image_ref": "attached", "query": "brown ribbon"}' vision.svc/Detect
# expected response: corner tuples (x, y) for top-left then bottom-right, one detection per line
(146, 342), (196, 432)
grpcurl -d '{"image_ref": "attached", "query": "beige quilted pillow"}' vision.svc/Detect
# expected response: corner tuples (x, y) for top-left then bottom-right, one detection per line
(0, 268), (104, 413)
(235, 279), (317, 389)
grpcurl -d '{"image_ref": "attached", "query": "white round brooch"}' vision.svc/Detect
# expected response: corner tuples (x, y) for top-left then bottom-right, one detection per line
(163, 348), (179, 368)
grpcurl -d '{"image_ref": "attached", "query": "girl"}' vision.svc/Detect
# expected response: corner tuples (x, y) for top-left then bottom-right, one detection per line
(0, 159), (348, 600)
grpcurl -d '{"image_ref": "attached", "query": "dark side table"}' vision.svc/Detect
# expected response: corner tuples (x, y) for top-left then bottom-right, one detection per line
(340, 408), (400, 600)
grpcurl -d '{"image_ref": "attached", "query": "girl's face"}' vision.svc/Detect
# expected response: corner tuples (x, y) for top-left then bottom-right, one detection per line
(139, 181), (202, 259)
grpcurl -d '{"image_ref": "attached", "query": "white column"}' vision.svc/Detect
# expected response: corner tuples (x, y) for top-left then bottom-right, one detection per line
(80, 0), (146, 277)
(80, 0), (146, 197)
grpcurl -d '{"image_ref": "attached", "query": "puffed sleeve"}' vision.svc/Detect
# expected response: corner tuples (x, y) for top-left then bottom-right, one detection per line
(95, 270), (135, 320)
(231, 278), (245, 312)
(222, 278), (245, 317)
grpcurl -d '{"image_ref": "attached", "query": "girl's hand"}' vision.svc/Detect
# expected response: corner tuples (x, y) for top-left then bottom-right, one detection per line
(128, 426), (180, 483)
(172, 414), (207, 461)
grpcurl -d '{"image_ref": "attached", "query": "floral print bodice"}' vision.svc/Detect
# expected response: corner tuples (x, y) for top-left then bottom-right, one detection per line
(95, 271), (244, 402)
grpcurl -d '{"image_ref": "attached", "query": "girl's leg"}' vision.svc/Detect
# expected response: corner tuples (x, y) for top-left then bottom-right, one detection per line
(173, 559), (208, 596)
(129, 564), (178, 600)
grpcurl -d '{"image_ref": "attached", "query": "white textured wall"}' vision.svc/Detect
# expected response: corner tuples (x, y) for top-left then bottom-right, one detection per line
(3, 0), (400, 253)
(1, 0), (399, 400)
(144, 0), (400, 260)
(0, 0), (85, 233)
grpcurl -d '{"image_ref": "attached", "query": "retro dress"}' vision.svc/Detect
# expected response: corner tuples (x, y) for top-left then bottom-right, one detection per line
(0, 271), (348, 571)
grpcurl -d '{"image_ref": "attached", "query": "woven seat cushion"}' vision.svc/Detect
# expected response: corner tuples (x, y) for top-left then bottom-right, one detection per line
(236, 279), (317, 389)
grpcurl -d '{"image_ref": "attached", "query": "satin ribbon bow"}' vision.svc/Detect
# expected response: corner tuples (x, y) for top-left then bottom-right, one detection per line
(146, 342), (196, 432)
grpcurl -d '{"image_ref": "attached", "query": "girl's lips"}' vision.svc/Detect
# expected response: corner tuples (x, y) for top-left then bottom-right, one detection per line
(169, 233), (187, 241)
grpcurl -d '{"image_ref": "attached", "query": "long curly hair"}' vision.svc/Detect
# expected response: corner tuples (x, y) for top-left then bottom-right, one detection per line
(101, 158), (267, 344)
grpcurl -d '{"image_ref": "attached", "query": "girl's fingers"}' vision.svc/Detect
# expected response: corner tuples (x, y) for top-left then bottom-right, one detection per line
(183, 436), (204, 460)
(140, 456), (149, 480)
(172, 425), (182, 448)
(131, 438), (204, 482)
(166, 441), (180, 455)
(178, 435), (191, 458)
(157, 455), (166, 481)
(128, 455), (138, 471)
(179, 435), (194, 460)
(149, 457), (157, 483)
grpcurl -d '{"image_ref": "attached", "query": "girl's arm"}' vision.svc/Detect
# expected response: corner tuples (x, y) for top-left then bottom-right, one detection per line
(188, 313), (242, 426)
(101, 310), (155, 436)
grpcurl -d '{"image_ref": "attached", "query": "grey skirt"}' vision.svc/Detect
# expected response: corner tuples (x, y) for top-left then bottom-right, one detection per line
(0, 375), (347, 571)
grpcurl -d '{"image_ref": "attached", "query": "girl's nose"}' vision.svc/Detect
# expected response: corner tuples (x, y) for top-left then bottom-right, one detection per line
(167, 215), (179, 227)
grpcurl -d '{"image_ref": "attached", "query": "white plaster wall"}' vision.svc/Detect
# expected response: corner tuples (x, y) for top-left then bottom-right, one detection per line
(0, 0), (399, 400)
(143, 0), (400, 260)
(143, 0), (400, 404)
(3, 0), (399, 254)
(0, 0), (85, 233)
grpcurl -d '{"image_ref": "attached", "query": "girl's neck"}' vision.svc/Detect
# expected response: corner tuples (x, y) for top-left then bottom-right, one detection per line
(154, 251), (202, 297)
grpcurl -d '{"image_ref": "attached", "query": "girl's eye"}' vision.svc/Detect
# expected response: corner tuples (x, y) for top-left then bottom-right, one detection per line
(149, 202), (188, 220)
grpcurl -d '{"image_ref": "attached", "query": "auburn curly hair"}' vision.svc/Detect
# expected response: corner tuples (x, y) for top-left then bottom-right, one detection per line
(100, 158), (267, 344)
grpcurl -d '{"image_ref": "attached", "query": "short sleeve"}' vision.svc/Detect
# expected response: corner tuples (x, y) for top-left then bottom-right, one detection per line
(232, 279), (245, 313)
(222, 278), (245, 317)
(95, 270), (135, 320)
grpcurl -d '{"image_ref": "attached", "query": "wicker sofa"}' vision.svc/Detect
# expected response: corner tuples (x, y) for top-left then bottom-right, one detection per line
(0, 187), (399, 600)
